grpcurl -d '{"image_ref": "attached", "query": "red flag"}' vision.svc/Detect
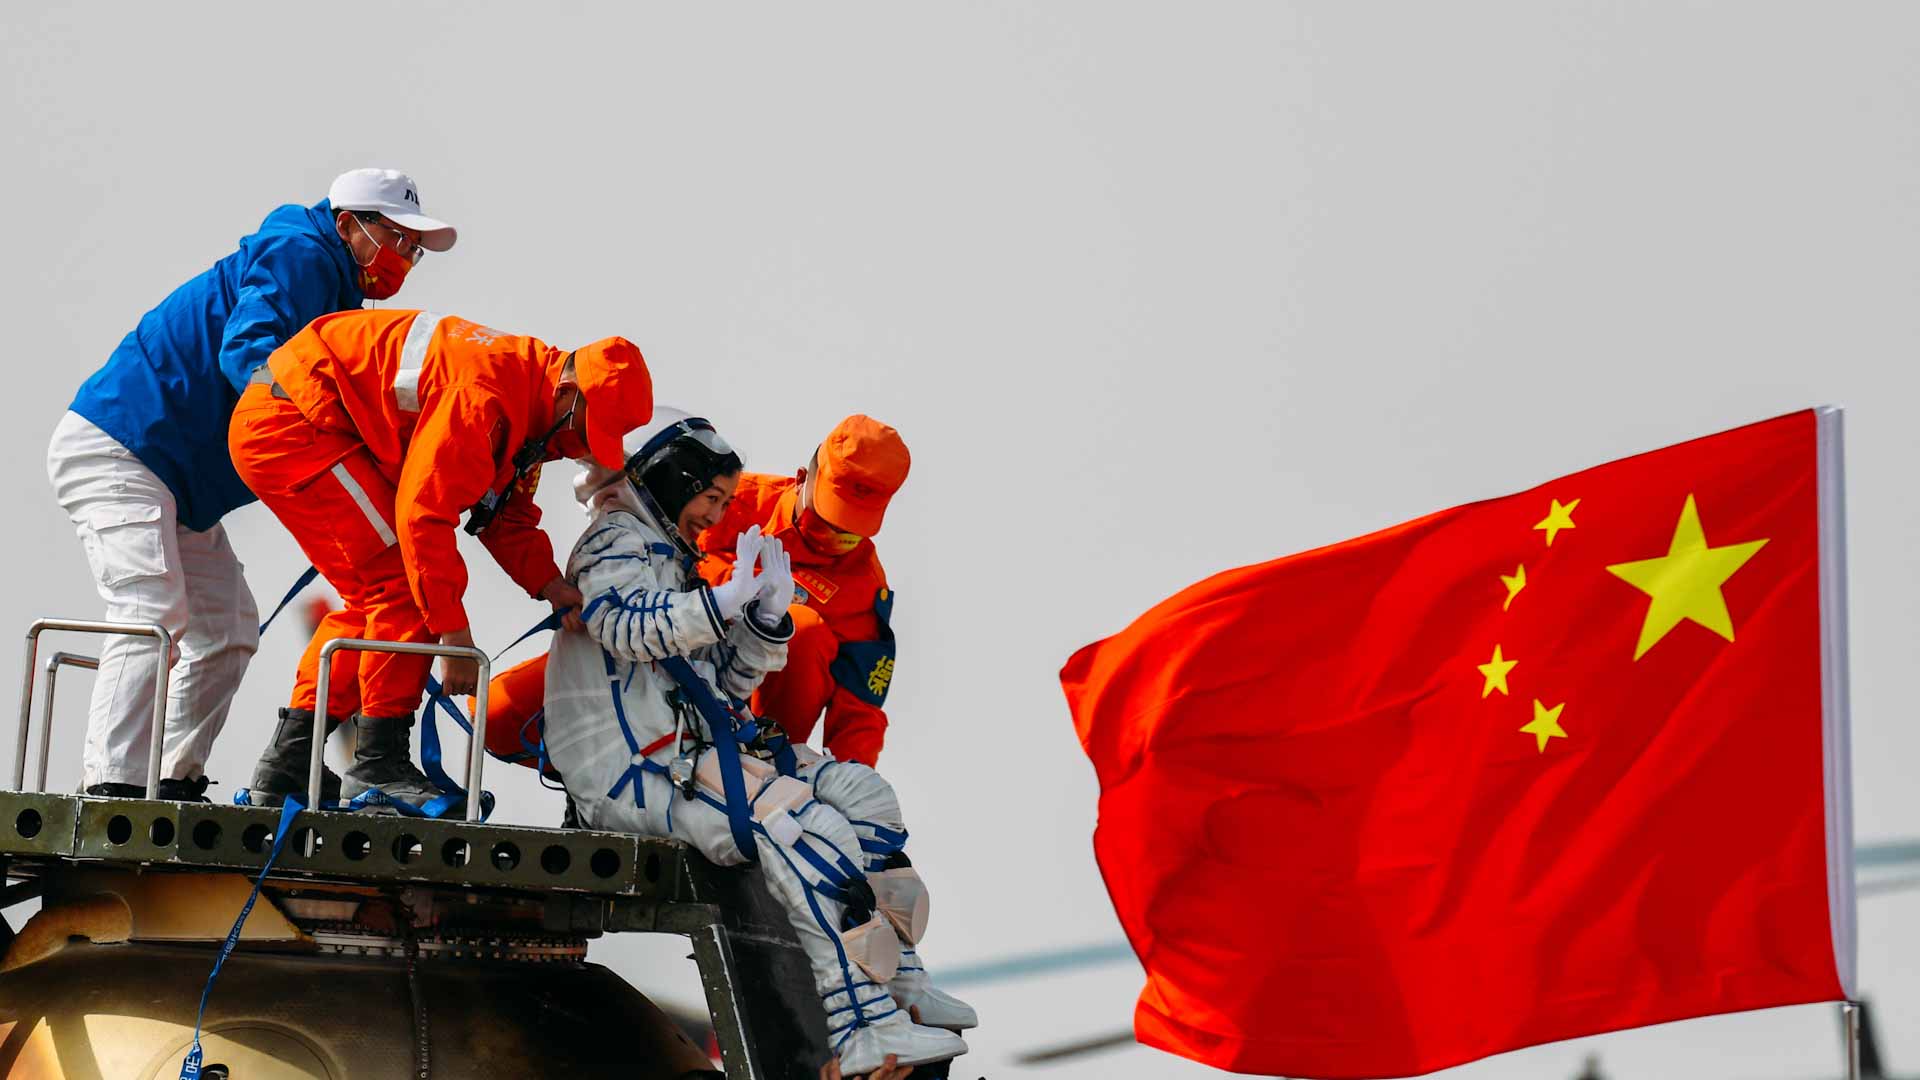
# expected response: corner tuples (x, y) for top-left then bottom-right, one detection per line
(1062, 410), (1854, 1078)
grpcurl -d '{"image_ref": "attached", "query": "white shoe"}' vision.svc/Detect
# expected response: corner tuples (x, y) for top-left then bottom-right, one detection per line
(891, 955), (979, 1031)
(899, 981), (978, 1031)
(836, 1011), (967, 1075)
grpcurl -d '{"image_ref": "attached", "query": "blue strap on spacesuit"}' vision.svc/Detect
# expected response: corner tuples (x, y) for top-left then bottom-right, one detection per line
(602, 650), (654, 809)
(658, 654), (762, 862)
(755, 718), (801, 778)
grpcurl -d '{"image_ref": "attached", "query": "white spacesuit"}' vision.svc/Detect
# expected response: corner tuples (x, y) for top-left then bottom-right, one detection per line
(540, 412), (970, 1074)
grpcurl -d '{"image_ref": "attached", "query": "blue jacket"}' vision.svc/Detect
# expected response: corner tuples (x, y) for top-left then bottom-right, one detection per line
(69, 200), (363, 532)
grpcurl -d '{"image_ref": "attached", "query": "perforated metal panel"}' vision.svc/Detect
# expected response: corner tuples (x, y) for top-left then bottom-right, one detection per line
(73, 796), (181, 862)
(0, 792), (77, 858)
(160, 802), (687, 897)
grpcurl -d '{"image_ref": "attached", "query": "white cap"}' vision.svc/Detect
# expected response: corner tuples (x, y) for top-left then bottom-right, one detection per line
(327, 168), (457, 252)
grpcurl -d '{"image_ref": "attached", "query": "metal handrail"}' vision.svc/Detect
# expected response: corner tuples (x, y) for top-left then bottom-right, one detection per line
(311, 638), (491, 822)
(16, 620), (173, 794)
(34, 652), (99, 792)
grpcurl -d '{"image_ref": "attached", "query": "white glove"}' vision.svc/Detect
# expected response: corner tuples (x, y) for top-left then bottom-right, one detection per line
(751, 537), (795, 628)
(709, 525), (765, 621)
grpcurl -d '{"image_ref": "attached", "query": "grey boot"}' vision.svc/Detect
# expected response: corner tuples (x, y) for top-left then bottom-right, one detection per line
(248, 708), (343, 807)
(341, 714), (447, 812)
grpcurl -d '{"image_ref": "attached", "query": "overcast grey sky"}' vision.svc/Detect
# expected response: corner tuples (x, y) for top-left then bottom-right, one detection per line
(5, 3), (1920, 1076)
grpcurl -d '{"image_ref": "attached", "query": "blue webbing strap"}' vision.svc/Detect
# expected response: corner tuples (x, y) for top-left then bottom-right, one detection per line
(180, 795), (305, 1078)
(414, 675), (492, 820)
(256, 565), (320, 637)
(602, 651), (650, 808)
(497, 609), (569, 787)
(657, 654), (760, 862)
(754, 720), (799, 778)
(492, 608), (568, 663)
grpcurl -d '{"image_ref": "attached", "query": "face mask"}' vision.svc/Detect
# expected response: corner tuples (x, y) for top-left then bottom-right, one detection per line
(351, 217), (412, 299)
(797, 506), (863, 556)
(547, 403), (588, 461)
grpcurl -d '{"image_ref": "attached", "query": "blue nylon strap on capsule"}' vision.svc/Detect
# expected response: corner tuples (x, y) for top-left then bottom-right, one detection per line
(256, 565), (321, 636)
(181, 795), (305, 1078)
(492, 607), (569, 663)
(415, 675), (492, 820)
(404, 608), (574, 807)
(501, 608), (570, 788)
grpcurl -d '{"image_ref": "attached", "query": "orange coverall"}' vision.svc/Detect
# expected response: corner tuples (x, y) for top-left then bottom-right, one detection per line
(699, 473), (893, 765)
(232, 308), (578, 719)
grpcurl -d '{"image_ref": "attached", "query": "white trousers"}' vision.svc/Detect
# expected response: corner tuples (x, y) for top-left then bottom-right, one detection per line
(46, 412), (260, 787)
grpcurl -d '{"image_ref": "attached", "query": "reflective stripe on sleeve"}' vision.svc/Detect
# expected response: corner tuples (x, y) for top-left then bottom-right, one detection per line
(331, 462), (398, 547)
(392, 311), (445, 413)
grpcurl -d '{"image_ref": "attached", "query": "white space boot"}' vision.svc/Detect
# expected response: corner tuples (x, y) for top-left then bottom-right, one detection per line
(891, 946), (978, 1030)
(830, 991), (967, 1075)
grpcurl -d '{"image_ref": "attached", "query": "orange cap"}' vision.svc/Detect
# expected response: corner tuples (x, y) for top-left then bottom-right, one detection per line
(572, 338), (653, 469)
(813, 415), (910, 536)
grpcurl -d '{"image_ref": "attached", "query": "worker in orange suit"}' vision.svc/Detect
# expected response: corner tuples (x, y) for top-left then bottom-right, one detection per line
(230, 308), (652, 811)
(699, 416), (909, 766)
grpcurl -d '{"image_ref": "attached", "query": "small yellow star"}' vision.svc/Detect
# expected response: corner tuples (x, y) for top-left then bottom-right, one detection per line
(1500, 564), (1527, 610)
(1520, 699), (1567, 753)
(1606, 494), (1769, 660)
(1534, 498), (1580, 547)
(1476, 644), (1517, 697)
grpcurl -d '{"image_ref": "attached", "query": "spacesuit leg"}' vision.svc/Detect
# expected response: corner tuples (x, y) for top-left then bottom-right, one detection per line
(592, 769), (965, 1073)
(804, 757), (977, 1031)
(805, 757), (907, 871)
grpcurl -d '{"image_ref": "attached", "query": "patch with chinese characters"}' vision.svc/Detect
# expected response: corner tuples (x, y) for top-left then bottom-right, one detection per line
(794, 568), (839, 605)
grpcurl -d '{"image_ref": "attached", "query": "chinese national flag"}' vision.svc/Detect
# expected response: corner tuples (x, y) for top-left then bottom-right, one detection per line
(1061, 410), (1855, 1078)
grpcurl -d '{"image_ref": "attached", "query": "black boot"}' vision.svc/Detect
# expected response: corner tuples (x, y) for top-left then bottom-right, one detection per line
(340, 714), (446, 812)
(155, 776), (214, 803)
(248, 707), (343, 807)
(83, 782), (146, 798)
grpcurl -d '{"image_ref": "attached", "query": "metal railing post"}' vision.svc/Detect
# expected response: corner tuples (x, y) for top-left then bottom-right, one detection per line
(311, 638), (491, 822)
(35, 653), (99, 793)
(16, 620), (171, 794)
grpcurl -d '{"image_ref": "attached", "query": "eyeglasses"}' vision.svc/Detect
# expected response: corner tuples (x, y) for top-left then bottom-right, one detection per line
(354, 213), (427, 264)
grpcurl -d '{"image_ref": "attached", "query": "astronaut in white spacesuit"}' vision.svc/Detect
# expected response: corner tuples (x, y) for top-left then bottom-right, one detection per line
(540, 409), (972, 1075)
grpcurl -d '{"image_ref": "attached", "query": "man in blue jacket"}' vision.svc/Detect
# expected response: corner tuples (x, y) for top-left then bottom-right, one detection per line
(47, 168), (458, 800)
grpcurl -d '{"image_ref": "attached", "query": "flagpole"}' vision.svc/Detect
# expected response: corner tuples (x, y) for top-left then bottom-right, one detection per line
(1843, 1000), (1860, 1080)
(1816, 407), (1860, 999)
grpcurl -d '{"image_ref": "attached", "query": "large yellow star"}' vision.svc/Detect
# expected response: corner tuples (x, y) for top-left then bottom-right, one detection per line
(1500, 564), (1526, 610)
(1534, 497), (1580, 547)
(1605, 494), (1769, 660)
(1477, 645), (1517, 697)
(1520, 699), (1567, 753)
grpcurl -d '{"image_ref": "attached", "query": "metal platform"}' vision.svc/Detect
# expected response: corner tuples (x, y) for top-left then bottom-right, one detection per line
(0, 621), (866, 1078)
(0, 790), (848, 1079)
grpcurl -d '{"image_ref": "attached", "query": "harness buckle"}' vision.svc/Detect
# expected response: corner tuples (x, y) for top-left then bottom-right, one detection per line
(670, 752), (698, 799)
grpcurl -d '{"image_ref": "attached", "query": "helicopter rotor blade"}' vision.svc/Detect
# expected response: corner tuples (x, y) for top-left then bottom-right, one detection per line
(1012, 1028), (1136, 1065)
